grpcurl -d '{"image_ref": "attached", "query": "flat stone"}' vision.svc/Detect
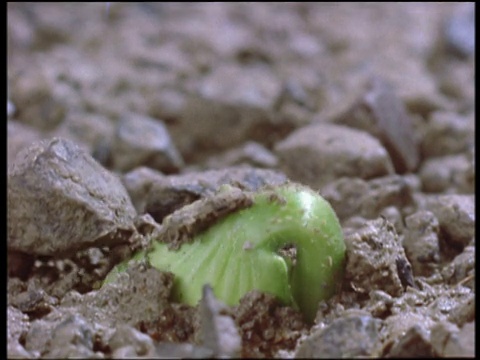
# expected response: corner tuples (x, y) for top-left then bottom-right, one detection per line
(295, 315), (382, 358)
(275, 122), (394, 189)
(421, 111), (474, 158)
(431, 321), (475, 357)
(205, 141), (278, 169)
(331, 76), (419, 173)
(403, 211), (441, 276)
(425, 194), (474, 249)
(138, 166), (287, 222)
(111, 113), (184, 173)
(177, 64), (297, 160)
(321, 174), (418, 221)
(7, 120), (43, 166)
(8, 137), (137, 256)
(344, 218), (413, 297)
(419, 154), (473, 194)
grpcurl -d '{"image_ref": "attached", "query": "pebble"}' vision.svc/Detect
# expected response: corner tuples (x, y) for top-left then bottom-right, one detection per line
(425, 194), (474, 249)
(196, 285), (242, 358)
(419, 154), (473, 194)
(108, 325), (156, 357)
(421, 111), (474, 158)
(111, 113), (184, 173)
(275, 123), (394, 189)
(444, 3), (475, 57)
(331, 76), (419, 173)
(205, 141), (279, 169)
(7, 120), (43, 165)
(8, 137), (137, 256)
(295, 315), (382, 358)
(431, 321), (475, 357)
(138, 166), (287, 222)
(321, 174), (417, 221)
(403, 211), (441, 276)
(344, 218), (413, 297)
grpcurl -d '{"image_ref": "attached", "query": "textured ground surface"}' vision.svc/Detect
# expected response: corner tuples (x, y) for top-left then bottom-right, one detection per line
(7, 3), (474, 358)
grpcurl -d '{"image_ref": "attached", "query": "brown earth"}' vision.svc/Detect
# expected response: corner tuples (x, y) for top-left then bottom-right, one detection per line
(7, 3), (474, 358)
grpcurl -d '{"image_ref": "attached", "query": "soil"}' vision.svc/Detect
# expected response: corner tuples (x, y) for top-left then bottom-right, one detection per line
(7, 3), (475, 358)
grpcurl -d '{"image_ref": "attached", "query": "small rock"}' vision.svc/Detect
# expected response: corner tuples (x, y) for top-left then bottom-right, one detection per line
(179, 64), (295, 160)
(7, 341), (33, 359)
(431, 321), (475, 357)
(379, 206), (404, 234)
(234, 290), (307, 358)
(275, 123), (394, 189)
(10, 66), (66, 131)
(419, 154), (474, 194)
(344, 218), (413, 297)
(444, 3), (475, 58)
(53, 112), (115, 160)
(68, 261), (173, 328)
(403, 211), (441, 277)
(142, 166), (287, 222)
(44, 314), (96, 358)
(205, 141), (278, 169)
(387, 325), (434, 357)
(196, 285), (242, 358)
(425, 194), (474, 249)
(8, 283), (57, 317)
(8, 98), (16, 117)
(446, 291), (475, 328)
(110, 113), (184, 173)
(331, 76), (419, 173)
(7, 120), (43, 166)
(441, 245), (475, 288)
(153, 342), (213, 359)
(421, 111), (474, 158)
(8, 138), (138, 256)
(381, 312), (436, 355)
(121, 166), (165, 213)
(295, 315), (382, 358)
(7, 306), (30, 344)
(108, 325), (156, 357)
(321, 175), (417, 221)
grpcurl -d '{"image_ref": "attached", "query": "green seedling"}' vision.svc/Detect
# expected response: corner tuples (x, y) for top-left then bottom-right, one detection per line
(107, 183), (345, 322)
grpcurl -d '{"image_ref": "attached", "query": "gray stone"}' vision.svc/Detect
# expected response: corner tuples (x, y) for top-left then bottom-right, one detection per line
(421, 111), (474, 158)
(7, 120), (43, 166)
(425, 194), (474, 249)
(7, 306), (30, 344)
(344, 218), (413, 297)
(387, 325), (434, 357)
(8, 138), (137, 256)
(431, 321), (475, 357)
(444, 3), (475, 57)
(321, 175), (417, 221)
(205, 141), (279, 169)
(403, 211), (441, 276)
(331, 76), (420, 173)
(138, 166), (287, 222)
(177, 64), (296, 160)
(108, 325), (156, 357)
(295, 315), (382, 358)
(196, 285), (242, 358)
(111, 113), (184, 173)
(275, 123), (394, 189)
(419, 154), (474, 194)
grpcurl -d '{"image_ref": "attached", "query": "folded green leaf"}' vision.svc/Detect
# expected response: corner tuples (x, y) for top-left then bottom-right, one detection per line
(107, 183), (345, 323)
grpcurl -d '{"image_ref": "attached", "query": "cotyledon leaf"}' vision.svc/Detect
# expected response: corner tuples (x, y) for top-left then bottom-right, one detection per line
(107, 183), (346, 323)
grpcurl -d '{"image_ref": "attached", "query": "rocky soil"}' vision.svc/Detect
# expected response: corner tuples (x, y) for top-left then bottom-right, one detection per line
(7, 3), (474, 358)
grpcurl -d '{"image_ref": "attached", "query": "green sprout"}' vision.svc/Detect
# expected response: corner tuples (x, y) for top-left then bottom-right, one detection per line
(107, 183), (345, 322)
